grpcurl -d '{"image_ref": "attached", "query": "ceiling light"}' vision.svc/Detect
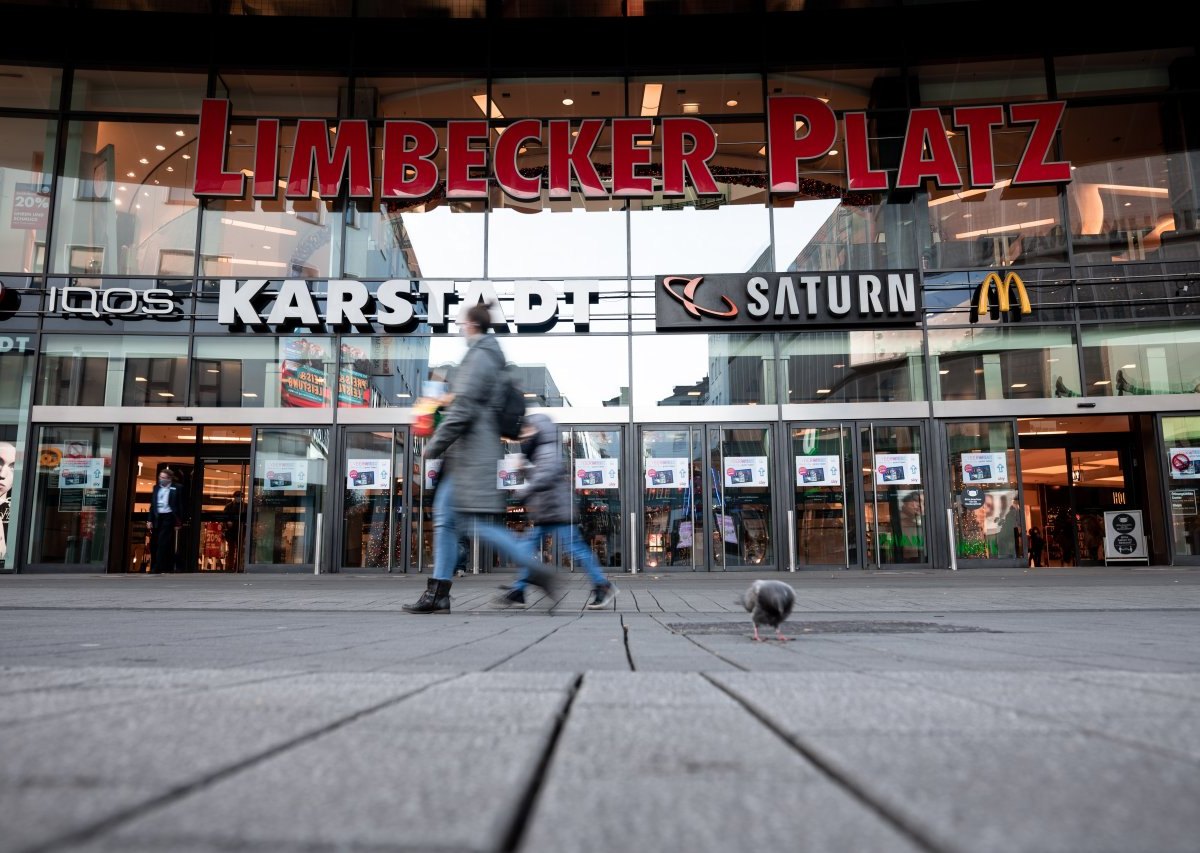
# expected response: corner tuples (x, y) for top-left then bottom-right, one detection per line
(135, 376), (147, 382)
(396, 392), (411, 398)
(816, 389), (831, 394)
(155, 144), (165, 151)
(181, 154), (191, 160)
(833, 363), (844, 368)
(974, 368), (984, 374)
(939, 369), (949, 375)
(176, 129), (185, 136)
(524, 392), (539, 398)
(828, 149), (839, 156)
(118, 186), (127, 192)
(686, 391), (701, 396)
(139, 158), (149, 164)
(471, 93), (504, 119)
(1011, 383), (1027, 389)
(262, 244), (270, 250)
(726, 99), (738, 107)
(1121, 364), (1137, 369)
(681, 103), (700, 114)
(157, 391), (174, 398)
(206, 368), (219, 373)
(1094, 380), (1111, 386)
(562, 97), (574, 106)
(166, 166), (174, 172)
(127, 171), (136, 177)
(242, 392), (258, 398)
(640, 82), (663, 117)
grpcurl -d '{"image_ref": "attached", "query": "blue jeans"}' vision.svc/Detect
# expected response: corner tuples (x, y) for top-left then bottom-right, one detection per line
(512, 523), (608, 591)
(432, 474), (540, 581)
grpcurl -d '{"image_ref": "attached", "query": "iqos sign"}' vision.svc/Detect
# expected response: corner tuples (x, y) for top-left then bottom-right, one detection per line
(46, 284), (176, 318)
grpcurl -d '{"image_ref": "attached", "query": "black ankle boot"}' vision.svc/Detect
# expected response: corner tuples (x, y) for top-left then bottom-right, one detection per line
(403, 577), (451, 614)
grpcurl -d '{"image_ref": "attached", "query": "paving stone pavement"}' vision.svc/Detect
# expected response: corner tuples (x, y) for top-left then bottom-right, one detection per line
(1, 568), (1198, 853)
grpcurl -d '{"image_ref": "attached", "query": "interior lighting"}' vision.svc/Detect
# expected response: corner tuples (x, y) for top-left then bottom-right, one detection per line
(686, 391), (701, 396)
(681, 103), (700, 114)
(471, 94), (504, 119)
(816, 389), (831, 394)
(939, 369), (950, 375)
(135, 376), (147, 382)
(955, 217), (1055, 239)
(157, 392), (175, 398)
(562, 97), (574, 106)
(242, 392), (258, 398)
(139, 158), (149, 164)
(166, 166), (174, 172)
(1121, 364), (1137, 369)
(1094, 380), (1111, 386)
(219, 218), (297, 236)
(929, 179), (1012, 207)
(828, 149), (839, 156)
(396, 392), (411, 398)
(1011, 383), (1028, 389)
(640, 83), (663, 117)
(155, 145), (166, 151)
(181, 154), (191, 160)
(127, 171), (136, 177)
(726, 99), (738, 107)
(524, 392), (538, 398)
(175, 129), (185, 136)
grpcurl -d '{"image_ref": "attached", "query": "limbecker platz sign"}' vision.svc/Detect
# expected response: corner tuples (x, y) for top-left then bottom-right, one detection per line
(654, 271), (921, 332)
(192, 97), (1071, 202)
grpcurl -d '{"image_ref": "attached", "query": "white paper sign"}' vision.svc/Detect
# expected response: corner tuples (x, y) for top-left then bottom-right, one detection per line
(497, 454), (527, 491)
(575, 458), (619, 490)
(1104, 510), (1147, 561)
(1168, 448), (1200, 479)
(263, 459), (308, 491)
(677, 521), (693, 548)
(796, 455), (841, 487)
(645, 457), (690, 490)
(59, 457), (103, 489)
(423, 459), (443, 491)
(346, 458), (389, 490)
(875, 453), (921, 485)
(961, 452), (1008, 484)
(724, 456), (768, 488)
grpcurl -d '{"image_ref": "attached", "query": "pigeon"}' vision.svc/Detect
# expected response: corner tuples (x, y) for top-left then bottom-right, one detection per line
(740, 579), (796, 642)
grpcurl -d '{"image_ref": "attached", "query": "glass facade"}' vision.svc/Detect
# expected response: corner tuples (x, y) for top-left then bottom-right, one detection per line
(2, 14), (1199, 572)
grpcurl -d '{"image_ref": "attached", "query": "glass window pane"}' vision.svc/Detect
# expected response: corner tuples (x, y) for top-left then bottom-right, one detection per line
(631, 333), (773, 407)
(346, 202), (485, 279)
(193, 336), (334, 408)
(569, 428), (623, 568)
(358, 75), (483, 119)
(26, 425), (114, 566)
(1080, 323), (1200, 396)
(781, 329), (924, 403)
(70, 69), (206, 113)
(219, 72), (343, 116)
(1054, 49), (1193, 97)
(0, 117), (55, 274)
(250, 428), (328, 565)
(929, 326), (1080, 401)
(488, 335), (630, 408)
(1163, 415), (1200, 558)
(490, 199), (628, 278)
(342, 429), (395, 568)
(50, 120), (199, 275)
(37, 335), (189, 407)
(869, 424), (926, 564)
(339, 337), (431, 408)
(0, 64), (62, 109)
(946, 420), (1020, 560)
(916, 58), (1047, 105)
(0, 348), (35, 569)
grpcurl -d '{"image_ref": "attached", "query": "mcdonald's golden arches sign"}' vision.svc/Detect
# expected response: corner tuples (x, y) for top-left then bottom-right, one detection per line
(973, 271), (1031, 321)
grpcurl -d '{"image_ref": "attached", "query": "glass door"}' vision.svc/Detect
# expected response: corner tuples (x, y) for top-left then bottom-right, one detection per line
(862, 422), (929, 566)
(340, 428), (403, 571)
(249, 428), (328, 570)
(638, 424), (775, 572)
(791, 424), (857, 568)
(195, 458), (249, 571)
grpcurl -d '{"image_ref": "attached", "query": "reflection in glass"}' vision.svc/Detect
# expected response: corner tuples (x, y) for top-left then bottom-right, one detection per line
(641, 427), (703, 570)
(70, 70), (207, 113)
(345, 202), (485, 279)
(864, 424), (926, 565)
(27, 425), (114, 566)
(946, 420), (1020, 560)
(0, 117), (56, 274)
(631, 203), (770, 277)
(566, 428), (623, 569)
(342, 430), (396, 569)
(929, 326), (1080, 401)
(783, 330), (923, 403)
(1081, 324), (1200, 397)
(0, 64), (62, 109)
(0, 352), (34, 569)
(792, 425), (856, 568)
(711, 426), (773, 568)
(490, 199), (628, 278)
(632, 334), (774, 407)
(193, 336), (335, 408)
(1163, 416), (1200, 558)
(251, 428), (327, 566)
(37, 335), (189, 407)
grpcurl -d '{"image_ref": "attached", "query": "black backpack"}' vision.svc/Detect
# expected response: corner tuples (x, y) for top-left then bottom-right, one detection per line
(490, 352), (527, 441)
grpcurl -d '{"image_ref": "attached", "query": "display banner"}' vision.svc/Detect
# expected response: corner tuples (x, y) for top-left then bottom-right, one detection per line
(346, 458), (389, 490)
(1103, 510), (1148, 562)
(59, 457), (103, 490)
(263, 460), (307, 491)
(279, 337), (331, 407)
(575, 458), (619, 490)
(961, 452), (1008, 484)
(796, 455), (841, 487)
(644, 458), (690, 490)
(724, 456), (768, 488)
(497, 454), (527, 490)
(423, 459), (442, 491)
(875, 453), (921, 485)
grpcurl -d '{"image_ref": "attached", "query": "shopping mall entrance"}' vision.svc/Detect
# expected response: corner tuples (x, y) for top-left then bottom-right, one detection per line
(790, 421), (931, 569)
(118, 425), (251, 573)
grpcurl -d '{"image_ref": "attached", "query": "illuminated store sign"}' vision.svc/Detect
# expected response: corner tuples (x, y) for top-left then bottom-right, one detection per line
(655, 271), (921, 331)
(192, 96), (1071, 201)
(46, 284), (175, 318)
(973, 271), (1032, 321)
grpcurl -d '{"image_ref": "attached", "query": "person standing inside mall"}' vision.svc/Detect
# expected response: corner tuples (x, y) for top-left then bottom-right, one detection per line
(493, 412), (618, 609)
(147, 468), (184, 573)
(404, 301), (555, 614)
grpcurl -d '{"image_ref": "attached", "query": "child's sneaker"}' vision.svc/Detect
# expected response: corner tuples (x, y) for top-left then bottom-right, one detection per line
(586, 583), (618, 610)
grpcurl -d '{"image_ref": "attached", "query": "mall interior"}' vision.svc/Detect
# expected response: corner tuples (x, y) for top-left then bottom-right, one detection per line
(1, 1), (1199, 575)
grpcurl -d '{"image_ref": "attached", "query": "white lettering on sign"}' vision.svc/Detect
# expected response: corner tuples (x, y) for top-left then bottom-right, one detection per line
(47, 286), (176, 318)
(215, 279), (599, 331)
(0, 336), (32, 353)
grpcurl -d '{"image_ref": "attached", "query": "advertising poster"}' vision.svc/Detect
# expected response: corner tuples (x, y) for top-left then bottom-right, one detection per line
(874, 453), (921, 485)
(575, 458), (619, 490)
(796, 454), (841, 487)
(346, 458), (389, 490)
(961, 452), (1008, 484)
(423, 459), (443, 491)
(717, 513), (738, 544)
(1168, 448), (1200, 479)
(337, 342), (371, 408)
(644, 457), (690, 490)
(59, 457), (103, 490)
(677, 521), (693, 548)
(263, 459), (308, 491)
(497, 454), (527, 491)
(280, 337), (331, 408)
(1104, 510), (1148, 561)
(724, 456), (768, 488)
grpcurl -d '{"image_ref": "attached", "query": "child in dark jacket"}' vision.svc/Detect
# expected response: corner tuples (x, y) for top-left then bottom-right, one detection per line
(493, 413), (618, 610)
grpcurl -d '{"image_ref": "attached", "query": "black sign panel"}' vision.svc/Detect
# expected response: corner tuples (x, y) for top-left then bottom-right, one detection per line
(654, 270), (923, 332)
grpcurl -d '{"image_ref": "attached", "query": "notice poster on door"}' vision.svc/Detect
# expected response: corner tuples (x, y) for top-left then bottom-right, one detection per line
(724, 456), (768, 488)
(717, 513), (738, 544)
(497, 454), (527, 491)
(645, 457), (690, 490)
(875, 453), (921, 485)
(961, 452), (1008, 484)
(1168, 448), (1200, 479)
(263, 459), (307, 491)
(575, 458), (619, 490)
(796, 455), (841, 487)
(59, 457), (103, 489)
(423, 459), (442, 491)
(346, 458), (389, 490)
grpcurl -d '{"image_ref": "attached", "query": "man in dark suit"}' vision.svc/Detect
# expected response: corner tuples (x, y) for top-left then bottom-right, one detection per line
(147, 468), (184, 572)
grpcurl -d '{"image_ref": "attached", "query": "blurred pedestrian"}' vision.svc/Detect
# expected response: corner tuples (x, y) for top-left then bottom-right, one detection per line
(148, 468), (184, 573)
(403, 301), (554, 614)
(494, 413), (618, 610)
(1028, 526), (1045, 567)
